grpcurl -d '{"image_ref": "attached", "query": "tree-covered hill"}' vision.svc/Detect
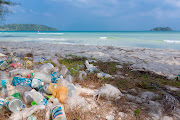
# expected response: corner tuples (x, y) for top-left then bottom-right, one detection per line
(150, 27), (173, 31)
(0, 24), (59, 31)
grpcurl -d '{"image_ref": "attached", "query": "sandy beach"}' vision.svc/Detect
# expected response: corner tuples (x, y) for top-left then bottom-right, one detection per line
(1, 41), (180, 79)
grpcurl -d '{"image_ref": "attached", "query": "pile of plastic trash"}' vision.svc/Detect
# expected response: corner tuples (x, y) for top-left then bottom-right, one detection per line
(0, 52), (120, 120)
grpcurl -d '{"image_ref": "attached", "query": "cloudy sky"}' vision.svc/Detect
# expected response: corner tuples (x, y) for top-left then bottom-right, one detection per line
(5, 0), (180, 31)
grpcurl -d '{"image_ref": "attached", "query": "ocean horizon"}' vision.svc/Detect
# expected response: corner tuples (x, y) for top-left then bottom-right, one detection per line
(0, 31), (180, 50)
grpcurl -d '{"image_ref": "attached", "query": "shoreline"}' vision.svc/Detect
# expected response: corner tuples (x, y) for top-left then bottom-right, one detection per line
(0, 41), (180, 79)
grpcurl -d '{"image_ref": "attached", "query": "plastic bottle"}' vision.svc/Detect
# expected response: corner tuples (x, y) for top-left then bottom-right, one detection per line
(67, 84), (76, 97)
(65, 75), (73, 83)
(52, 98), (66, 120)
(24, 91), (33, 105)
(33, 72), (51, 84)
(59, 66), (68, 77)
(0, 71), (9, 87)
(30, 89), (47, 105)
(51, 58), (60, 66)
(50, 72), (61, 83)
(56, 78), (69, 103)
(12, 77), (32, 87)
(39, 63), (54, 74)
(43, 84), (52, 94)
(31, 78), (44, 89)
(5, 96), (23, 112)
(9, 69), (32, 78)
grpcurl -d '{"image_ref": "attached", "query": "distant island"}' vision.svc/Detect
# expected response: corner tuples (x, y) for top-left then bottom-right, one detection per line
(150, 27), (173, 31)
(0, 24), (59, 31)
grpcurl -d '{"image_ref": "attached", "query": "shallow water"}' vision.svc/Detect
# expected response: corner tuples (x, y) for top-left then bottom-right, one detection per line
(0, 31), (180, 50)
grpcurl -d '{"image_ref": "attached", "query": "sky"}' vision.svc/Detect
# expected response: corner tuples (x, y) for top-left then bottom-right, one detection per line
(4, 0), (180, 31)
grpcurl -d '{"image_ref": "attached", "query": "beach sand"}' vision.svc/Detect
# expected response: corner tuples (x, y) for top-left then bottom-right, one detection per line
(0, 41), (179, 79)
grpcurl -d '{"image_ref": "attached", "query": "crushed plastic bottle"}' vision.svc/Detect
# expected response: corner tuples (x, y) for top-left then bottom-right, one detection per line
(31, 78), (44, 89)
(59, 66), (68, 77)
(30, 89), (47, 105)
(52, 98), (67, 120)
(12, 77), (32, 87)
(43, 84), (52, 94)
(39, 63), (54, 74)
(50, 72), (61, 83)
(9, 69), (32, 78)
(33, 72), (51, 84)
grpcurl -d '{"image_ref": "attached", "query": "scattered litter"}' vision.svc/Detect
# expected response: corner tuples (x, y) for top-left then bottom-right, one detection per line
(0, 52), (123, 119)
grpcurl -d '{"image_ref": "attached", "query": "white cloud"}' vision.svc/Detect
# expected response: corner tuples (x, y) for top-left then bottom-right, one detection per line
(165, 0), (180, 7)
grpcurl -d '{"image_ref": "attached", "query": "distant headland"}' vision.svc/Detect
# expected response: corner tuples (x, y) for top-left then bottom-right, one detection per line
(0, 24), (59, 31)
(150, 27), (173, 31)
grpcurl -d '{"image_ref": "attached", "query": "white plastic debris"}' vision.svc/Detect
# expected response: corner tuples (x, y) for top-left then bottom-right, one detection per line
(78, 71), (87, 80)
(94, 84), (123, 100)
(85, 60), (98, 73)
(9, 105), (45, 120)
(97, 72), (112, 78)
(106, 115), (114, 120)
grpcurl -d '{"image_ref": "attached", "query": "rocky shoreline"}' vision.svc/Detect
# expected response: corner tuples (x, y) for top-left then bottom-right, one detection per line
(0, 41), (180, 79)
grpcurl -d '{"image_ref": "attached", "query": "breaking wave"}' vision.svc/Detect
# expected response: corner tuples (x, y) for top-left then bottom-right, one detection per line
(163, 40), (180, 43)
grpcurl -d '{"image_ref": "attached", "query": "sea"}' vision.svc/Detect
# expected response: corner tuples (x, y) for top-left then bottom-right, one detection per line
(0, 31), (180, 50)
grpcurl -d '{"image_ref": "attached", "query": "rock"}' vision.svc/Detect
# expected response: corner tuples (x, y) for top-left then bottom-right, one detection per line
(116, 65), (123, 69)
(128, 88), (137, 95)
(161, 116), (174, 120)
(165, 85), (180, 91)
(140, 91), (158, 101)
(126, 94), (143, 103)
(106, 115), (114, 120)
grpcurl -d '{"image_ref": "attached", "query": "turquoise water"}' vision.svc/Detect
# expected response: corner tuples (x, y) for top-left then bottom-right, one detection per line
(0, 31), (180, 50)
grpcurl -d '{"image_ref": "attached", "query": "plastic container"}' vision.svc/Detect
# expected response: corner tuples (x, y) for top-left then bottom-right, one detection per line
(56, 78), (69, 103)
(59, 66), (68, 77)
(65, 75), (73, 83)
(12, 77), (32, 87)
(43, 84), (52, 94)
(24, 91), (33, 105)
(9, 69), (32, 78)
(5, 96), (23, 112)
(51, 58), (60, 66)
(31, 78), (44, 89)
(33, 72), (51, 84)
(97, 72), (112, 78)
(67, 84), (76, 97)
(52, 98), (66, 120)
(39, 63), (54, 74)
(50, 72), (61, 83)
(0, 71), (9, 87)
(30, 89), (47, 105)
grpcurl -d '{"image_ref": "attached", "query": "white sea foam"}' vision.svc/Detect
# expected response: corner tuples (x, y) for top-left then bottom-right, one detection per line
(99, 37), (107, 40)
(37, 33), (64, 35)
(39, 38), (66, 41)
(164, 40), (180, 43)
